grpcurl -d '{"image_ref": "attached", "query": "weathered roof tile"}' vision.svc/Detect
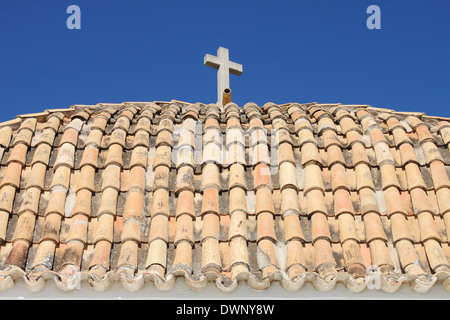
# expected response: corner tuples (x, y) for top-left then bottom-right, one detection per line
(0, 101), (448, 293)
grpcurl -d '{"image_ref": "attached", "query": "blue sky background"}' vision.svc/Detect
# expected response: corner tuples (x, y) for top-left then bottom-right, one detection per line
(0, 0), (449, 122)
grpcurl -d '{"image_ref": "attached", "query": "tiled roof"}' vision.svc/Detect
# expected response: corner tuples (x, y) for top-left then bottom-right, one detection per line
(0, 101), (449, 293)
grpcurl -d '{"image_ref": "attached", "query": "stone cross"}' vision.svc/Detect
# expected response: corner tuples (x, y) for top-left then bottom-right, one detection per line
(204, 47), (243, 105)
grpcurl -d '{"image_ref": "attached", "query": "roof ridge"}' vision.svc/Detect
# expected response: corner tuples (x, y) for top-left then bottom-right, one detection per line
(2, 101), (450, 127)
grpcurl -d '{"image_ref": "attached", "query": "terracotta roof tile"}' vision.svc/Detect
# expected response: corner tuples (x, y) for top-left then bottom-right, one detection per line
(0, 102), (449, 293)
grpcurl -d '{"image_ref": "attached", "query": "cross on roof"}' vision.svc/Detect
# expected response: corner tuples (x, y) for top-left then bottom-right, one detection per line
(204, 47), (243, 105)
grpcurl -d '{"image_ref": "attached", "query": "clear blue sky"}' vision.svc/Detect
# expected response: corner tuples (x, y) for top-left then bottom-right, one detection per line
(0, 0), (449, 122)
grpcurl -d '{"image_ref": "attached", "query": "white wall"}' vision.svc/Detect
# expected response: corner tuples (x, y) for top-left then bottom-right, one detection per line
(0, 277), (447, 300)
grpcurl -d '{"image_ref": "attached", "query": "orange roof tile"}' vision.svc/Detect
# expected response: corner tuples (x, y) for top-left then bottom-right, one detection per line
(0, 101), (449, 293)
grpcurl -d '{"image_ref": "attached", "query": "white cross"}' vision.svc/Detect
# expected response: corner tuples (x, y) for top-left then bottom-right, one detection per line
(204, 47), (243, 105)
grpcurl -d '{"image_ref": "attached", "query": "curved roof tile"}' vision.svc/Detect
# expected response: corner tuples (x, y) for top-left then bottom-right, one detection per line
(0, 101), (449, 293)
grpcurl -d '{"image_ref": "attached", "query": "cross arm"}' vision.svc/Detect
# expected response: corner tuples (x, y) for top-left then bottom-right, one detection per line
(228, 61), (243, 76)
(204, 54), (221, 69)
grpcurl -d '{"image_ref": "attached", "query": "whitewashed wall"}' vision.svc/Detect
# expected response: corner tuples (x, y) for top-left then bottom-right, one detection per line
(0, 278), (447, 299)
